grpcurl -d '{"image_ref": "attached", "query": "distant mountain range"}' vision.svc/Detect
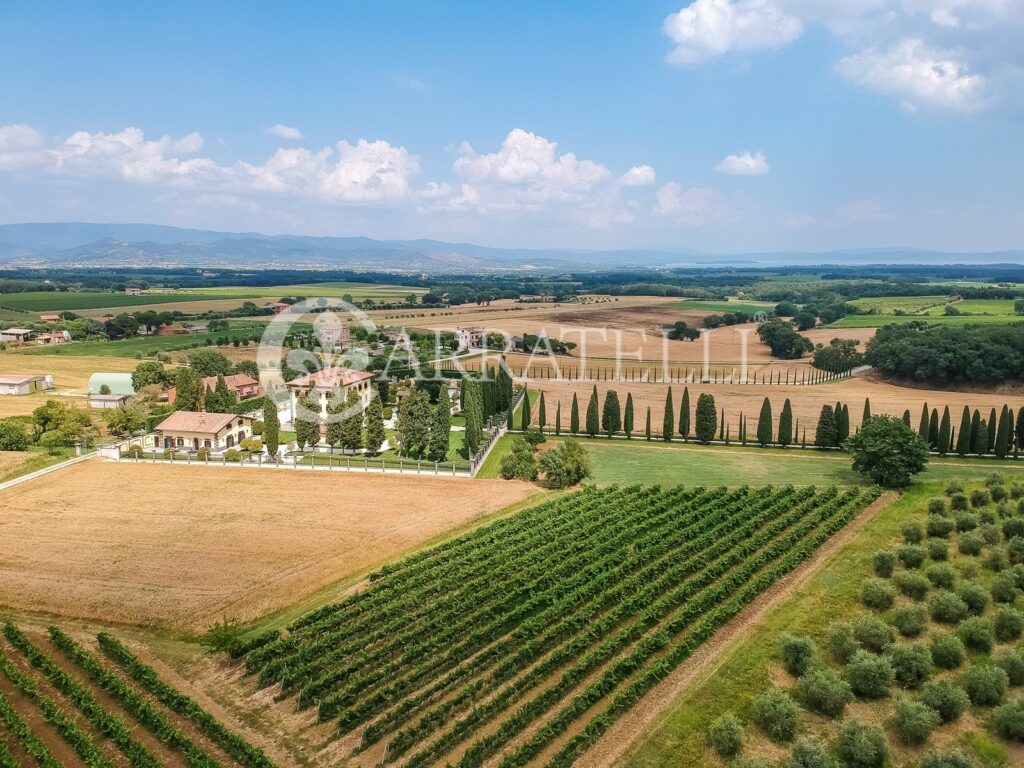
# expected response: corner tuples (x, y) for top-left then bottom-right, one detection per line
(0, 222), (1021, 273)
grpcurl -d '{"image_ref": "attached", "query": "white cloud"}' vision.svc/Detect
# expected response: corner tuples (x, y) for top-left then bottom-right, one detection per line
(655, 182), (725, 224)
(715, 150), (770, 175)
(664, 0), (803, 64)
(619, 165), (657, 187)
(837, 38), (986, 110)
(267, 124), (304, 140)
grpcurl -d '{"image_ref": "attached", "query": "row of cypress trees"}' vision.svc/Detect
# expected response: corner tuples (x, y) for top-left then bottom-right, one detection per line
(899, 402), (1022, 458)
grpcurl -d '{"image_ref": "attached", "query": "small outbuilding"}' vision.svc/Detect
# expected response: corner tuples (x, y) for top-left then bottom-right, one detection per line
(0, 374), (53, 396)
(89, 393), (131, 409)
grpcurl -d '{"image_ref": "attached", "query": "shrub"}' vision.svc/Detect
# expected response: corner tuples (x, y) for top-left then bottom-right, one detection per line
(980, 507), (999, 524)
(1012, 564), (1024, 590)
(991, 572), (1020, 604)
(920, 749), (973, 768)
(752, 688), (799, 743)
(928, 498), (948, 515)
(891, 698), (939, 746)
(945, 480), (965, 496)
(957, 582), (989, 615)
(787, 737), (833, 768)
(196, 447), (210, 461)
(996, 649), (1024, 686)
(963, 664), (1008, 706)
(707, 712), (743, 758)
(827, 622), (859, 663)
(986, 472), (1005, 488)
(992, 699), (1024, 741)
(926, 563), (956, 589)
(888, 644), (932, 689)
(846, 650), (894, 699)
(928, 591), (969, 624)
(995, 606), (1024, 642)
(902, 520), (925, 544)
(930, 633), (966, 670)
(897, 544), (927, 569)
(985, 545), (1008, 570)
(796, 667), (851, 718)
(959, 617), (995, 653)
(991, 485), (1008, 502)
(894, 571), (930, 601)
(979, 523), (1002, 547)
(1008, 536), (1024, 565)
(861, 579), (896, 610)
(927, 539), (949, 561)
(958, 532), (984, 556)
(779, 634), (816, 677)
(950, 492), (969, 511)
(927, 515), (955, 539)
(1011, 482), (1024, 499)
(921, 680), (970, 723)
(1003, 517), (1024, 540)
(836, 719), (888, 768)
(955, 512), (980, 531)
(872, 550), (895, 578)
(970, 489), (991, 508)
(852, 615), (894, 653)
(892, 604), (928, 638)
(223, 449), (241, 462)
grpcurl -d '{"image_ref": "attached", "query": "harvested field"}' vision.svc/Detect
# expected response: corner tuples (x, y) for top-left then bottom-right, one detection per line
(0, 353), (135, 416)
(518, 376), (1023, 439)
(0, 461), (538, 631)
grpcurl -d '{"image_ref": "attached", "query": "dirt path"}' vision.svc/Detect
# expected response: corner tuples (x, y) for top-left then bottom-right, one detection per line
(575, 490), (898, 768)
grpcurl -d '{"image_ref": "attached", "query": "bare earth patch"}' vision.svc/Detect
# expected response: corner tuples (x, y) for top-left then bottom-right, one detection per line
(0, 460), (537, 631)
(575, 491), (898, 768)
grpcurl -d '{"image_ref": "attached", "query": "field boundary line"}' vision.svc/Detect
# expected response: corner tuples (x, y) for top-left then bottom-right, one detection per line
(0, 453), (95, 493)
(575, 489), (898, 768)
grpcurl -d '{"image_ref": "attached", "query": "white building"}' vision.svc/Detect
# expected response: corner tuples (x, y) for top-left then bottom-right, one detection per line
(0, 374), (53, 396)
(455, 326), (485, 351)
(0, 328), (35, 344)
(286, 366), (375, 423)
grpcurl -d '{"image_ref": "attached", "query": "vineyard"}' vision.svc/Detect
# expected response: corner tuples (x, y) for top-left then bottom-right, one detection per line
(239, 483), (881, 767)
(0, 623), (277, 768)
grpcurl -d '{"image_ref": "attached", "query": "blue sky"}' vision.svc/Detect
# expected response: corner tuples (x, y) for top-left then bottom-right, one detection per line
(0, 1), (1021, 252)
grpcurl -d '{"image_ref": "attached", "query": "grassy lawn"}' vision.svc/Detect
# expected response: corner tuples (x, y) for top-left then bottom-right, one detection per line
(0, 446), (78, 483)
(670, 299), (777, 315)
(479, 434), (1024, 487)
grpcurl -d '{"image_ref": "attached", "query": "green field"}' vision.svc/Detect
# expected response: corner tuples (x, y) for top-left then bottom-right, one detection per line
(927, 298), (1017, 316)
(481, 434), (1024, 487)
(671, 299), (777, 315)
(830, 313), (1024, 329)
(14, 329), (264, 357)
(849, 295), (952, 315)
(0, 281), (425, 313)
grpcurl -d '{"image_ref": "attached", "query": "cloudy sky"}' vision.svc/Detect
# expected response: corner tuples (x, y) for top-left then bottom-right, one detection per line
(1, 1), (1021, 252)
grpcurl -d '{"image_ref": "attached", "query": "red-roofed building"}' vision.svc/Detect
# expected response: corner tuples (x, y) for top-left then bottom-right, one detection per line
(154, 411), (255, 451)
(286, 366), (375, 422)
(167, 373), (262, 406)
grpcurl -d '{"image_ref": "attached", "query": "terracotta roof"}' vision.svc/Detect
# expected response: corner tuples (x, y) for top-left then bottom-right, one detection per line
(202, 373), (259, 391)
(155, 411), (247, 434)
(0, 374), (45, 385)
(287, 366), (374, 388)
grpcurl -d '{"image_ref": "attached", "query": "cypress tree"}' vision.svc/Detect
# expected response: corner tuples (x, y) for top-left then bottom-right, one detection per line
(719, 408), (725, 441)
(973, 419), (989, 455)
(464, 384), (483, 456)
(756, 397), (773, 447)
(815, 404), (837, 448)
(740, 412), (746, 445)
(955, 405), (971, 456)
(663, 386), (674, 441)
(645, 407), (652, 441)
(862, 398), (871, 425)
(624, 393), (634, 439)
(838, 404), (850, 444)
(928, 408), (939, 448)
(1016, 406), (1024, 452)
(520, 386), (531, 431)
(364, 391), (385, 455)
(570, 393), (580, 435)
(996, 405), (1012, 458)
(586, 386), (599, 437)
(779, 399), (794, 447)
(937, 406), (952, 455)
(538, 391), (547, 433)
(679, 387), (691, 441)
(902, 409), (912, 428)
(262, 395), (280, 457)
(918, 403), (930, 442)
(970, 410), (981, 452)
(988, 408), (998, 452)
(695, 393), (717, 444)
(555, 400), (562, 436)
(602, 390), (621, 437)
(427, 386), (451, 461)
